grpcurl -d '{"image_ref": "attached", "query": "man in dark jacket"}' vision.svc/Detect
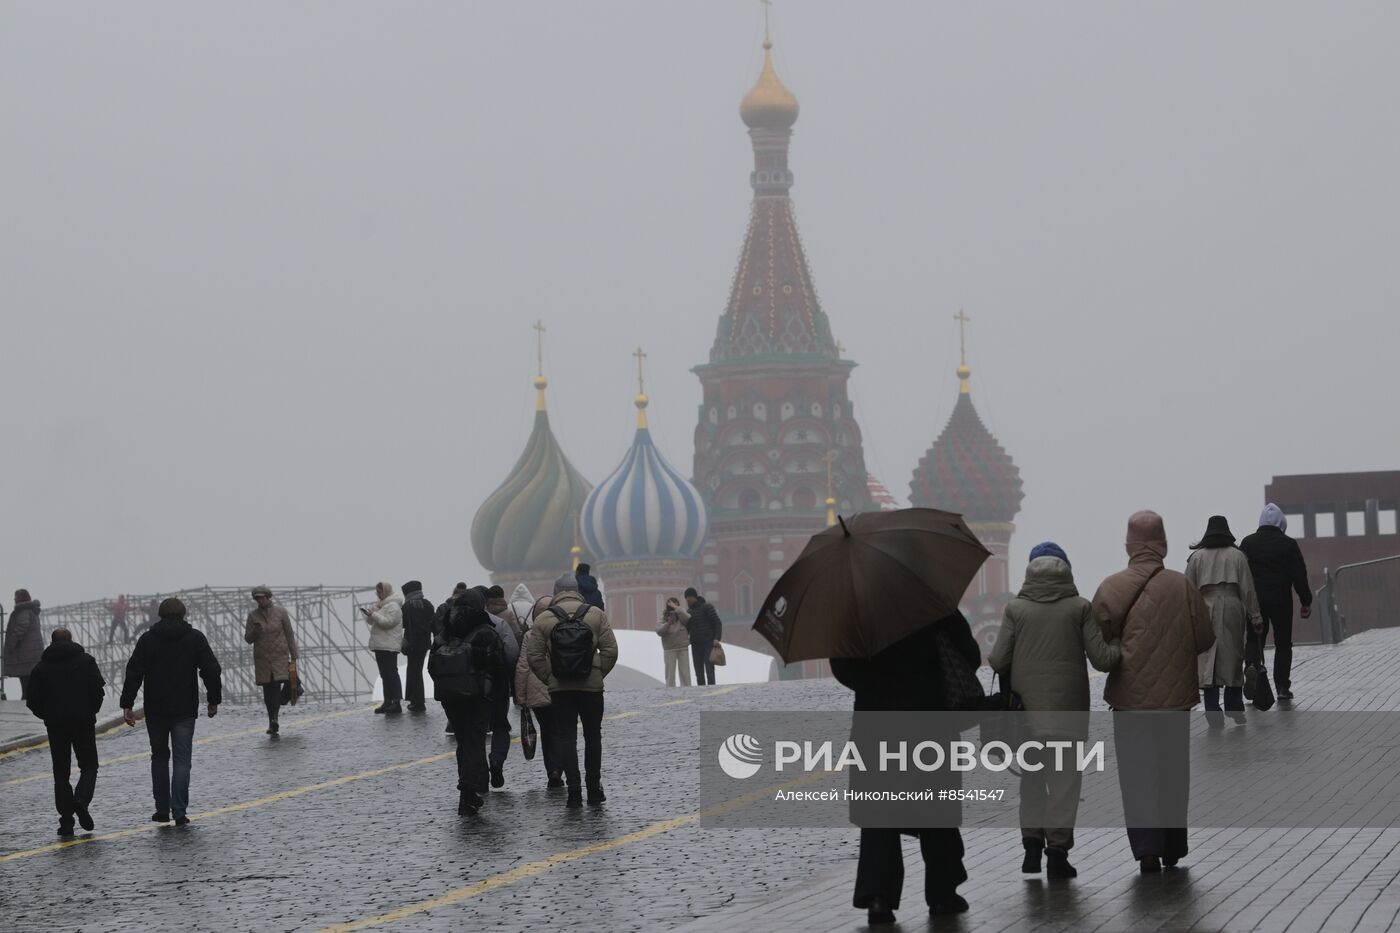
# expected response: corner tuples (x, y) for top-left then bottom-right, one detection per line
(400, 580), (435, 713)
(434, 588), (503, 815)
(433, 583), (469, 734)
(575, 565), (605, 611)
(683, 588), (722, 686)
(26, 629), (106, 836)
(119, 597), (222, 826)
(1239, 503), (1312, 700)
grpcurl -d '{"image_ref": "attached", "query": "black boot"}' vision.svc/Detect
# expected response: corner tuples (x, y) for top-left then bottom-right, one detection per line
(57, 818), (75, 837)
(929, 893), (969, 915)
(867, 897), (895, 925)
(1022, 837), (1044, 873)
(547, 771), (565, 789)
(75, 802), (94, 832)
(566, 788), (583, 809)
(1046, 847), (1077, 879)
(490, 764), (505, 789)
(1140, 855), (1162, 873)
(587, 785), (606, 805)
(458, 791), (483, 816)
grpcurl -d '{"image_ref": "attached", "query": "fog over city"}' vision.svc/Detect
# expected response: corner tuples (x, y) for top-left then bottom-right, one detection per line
(3, 2), (1396, 608)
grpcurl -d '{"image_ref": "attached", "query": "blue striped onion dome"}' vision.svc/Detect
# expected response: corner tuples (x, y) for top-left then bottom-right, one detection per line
(581, 401), (709, 562)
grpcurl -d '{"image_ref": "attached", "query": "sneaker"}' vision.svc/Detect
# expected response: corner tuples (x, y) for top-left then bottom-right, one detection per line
(566, 789), (583, 809)
(75, 802), (94, 832)
(586, 786), (606, 805)
(152, 811), (171, 823)
(267, 723), (279, 735)
(867, 897), (895, 925)
(408, 704), (427, 713)
(490, 765), (505, 789)
(1022, 838), (1043, 873)
(1278, 689), (1294, 700)
(1046, 847), (1077, 879)
(929, 893), (969, 916)
(57, 820), (75, 837)
(174, 816), (190, 827)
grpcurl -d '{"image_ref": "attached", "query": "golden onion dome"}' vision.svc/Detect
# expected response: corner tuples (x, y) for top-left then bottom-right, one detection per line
(740, 41), (799, 130)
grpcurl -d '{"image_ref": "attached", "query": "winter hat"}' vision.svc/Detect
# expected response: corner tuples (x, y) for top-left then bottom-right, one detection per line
(577, 563), (591, 576)
(1028, 541), (1070, 568)
(1259, 503), (1288, 532)
(402, 580), (423, 595)
(553, 573), (579, 594)
(251, 585), (273, 598)
(158, 597), (187, 619)
(1125, 510), (1168, 559)
(1190, 515), (1236, 550)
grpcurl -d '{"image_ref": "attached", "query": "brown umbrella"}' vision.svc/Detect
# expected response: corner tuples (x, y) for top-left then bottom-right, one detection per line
(753, 508), (990, 662)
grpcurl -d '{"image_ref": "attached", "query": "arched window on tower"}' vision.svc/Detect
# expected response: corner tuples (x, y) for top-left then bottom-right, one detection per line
(735, 572), (755, 618)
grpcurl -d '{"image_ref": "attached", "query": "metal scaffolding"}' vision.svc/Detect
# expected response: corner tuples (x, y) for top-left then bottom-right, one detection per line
(32, 586), (379, 705)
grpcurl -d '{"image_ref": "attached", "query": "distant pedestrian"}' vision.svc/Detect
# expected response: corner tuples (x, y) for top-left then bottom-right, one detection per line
(25, 628), (105, 836)
(244, 586), (299, 735)
(513, 591), (565, 787)
(990, 543), (1121, 879)
(1186, 516), (1263, 725)
(107, 595), (130, 644)
(132, 599), (159, 640)
(831, 613), (977, 923)
(683, 588), (722, 686)
(119, 597), (222, 827)
(3, 589), (43, 700)
(434, 583), (468, 734)
(525, 572), (618, 808)
(400, 580), (435, 713)
(432, 587), (507, 815)
(1092, 511), (1213, 873)
(1239, 504), (1312, 700)
(657, 597), (692, 687)
(482, 585), (522, 789)
(575, 564), (605, 611)
(365, 582), (405, 715)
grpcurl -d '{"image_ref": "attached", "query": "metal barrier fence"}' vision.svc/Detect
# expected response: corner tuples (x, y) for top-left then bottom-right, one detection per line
(1324, 555), (1400, 644)
(6, 586), (379, 705)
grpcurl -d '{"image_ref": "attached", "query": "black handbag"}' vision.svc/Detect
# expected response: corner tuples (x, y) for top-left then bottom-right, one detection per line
(934, 625), (986, 711)
(1252, 664), (1275, 711)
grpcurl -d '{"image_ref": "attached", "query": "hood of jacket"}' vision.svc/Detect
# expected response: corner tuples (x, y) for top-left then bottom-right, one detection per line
(39, 640), (87, 666)
(14, 599), (40, 613)
(1259, 503), (1288, 532)
(153, 617), (193, 641)
(378, 593), (405, 611)
(508, 584), (535, 625)
(1016, 556), (1079, 603)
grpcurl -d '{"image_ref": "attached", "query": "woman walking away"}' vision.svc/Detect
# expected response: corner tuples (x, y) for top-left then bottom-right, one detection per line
(514, 594), (565, 787)
(244, 586), (299, 735)
(657, 597), (692, 687)
(990, 543), (1120, 880)
(1187, 516), (1263, 725)
(4, 589), (43, 700)
(1093, 511), (1213, 873)
(365, 582), (405, 715)
(831, 612), (977, 924)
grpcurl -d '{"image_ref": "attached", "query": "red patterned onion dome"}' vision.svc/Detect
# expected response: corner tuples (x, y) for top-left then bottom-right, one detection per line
(865, 473), (902, 511)
(909, 363), (1022, 524)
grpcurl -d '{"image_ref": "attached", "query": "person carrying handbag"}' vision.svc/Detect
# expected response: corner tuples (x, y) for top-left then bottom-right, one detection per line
(244, 586), (298, 736)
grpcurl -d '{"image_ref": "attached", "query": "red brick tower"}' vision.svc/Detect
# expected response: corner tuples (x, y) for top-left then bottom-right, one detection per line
(692, 38), (873, 677)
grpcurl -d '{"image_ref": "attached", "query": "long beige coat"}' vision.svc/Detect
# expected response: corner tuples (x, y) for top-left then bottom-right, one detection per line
(1186, 546), (1262, 688)
(1092, 549), (1214, 711)
(244, 605), (298, 685)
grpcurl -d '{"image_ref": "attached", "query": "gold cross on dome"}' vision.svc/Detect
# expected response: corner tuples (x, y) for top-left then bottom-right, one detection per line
(953, 309), (971, 366)
(633, 346), (648, 395)
(533, 320), (547, 376)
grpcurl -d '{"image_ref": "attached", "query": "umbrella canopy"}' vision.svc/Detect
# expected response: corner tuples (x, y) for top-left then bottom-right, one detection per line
(753, 508), (990, 663)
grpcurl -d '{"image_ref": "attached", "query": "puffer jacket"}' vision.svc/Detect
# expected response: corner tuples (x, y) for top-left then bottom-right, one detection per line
(366, 593), (405, 652)
(1092, 549), (1213, 711)
(514, 596), (554, 709)
(3, 600), (43, 677)
(524, 591), (618, 693)
(244, 604), (298, 685)
(401, 588), (436, 653)
(657, 607), (690, 651)
(990, 557), (1120, 712)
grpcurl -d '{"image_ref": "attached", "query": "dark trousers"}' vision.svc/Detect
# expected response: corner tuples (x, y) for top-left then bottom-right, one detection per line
(404, 648), (428, 708)
(374, 650), (402, 702)
(18, 675), (31, 700)
(1202, 686), (1244, 711)
(441, 697), (491, 794)
(691, 642), (716, 686)
(147, 717), (196, 819)
(261, 682), (282, 726)
(488, 696), (512, 769)
(853, 829), (966, 910)
(551, 690), (604, 791)
(532, 704), (566, 778)
(108, 618), (129, 644)
(1249, 604), (1294, 691)
(1114, 712), (1190, 861)
(46, 722), (98, 819)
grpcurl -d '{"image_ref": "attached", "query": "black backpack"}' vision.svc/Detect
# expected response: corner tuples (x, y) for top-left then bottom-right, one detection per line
(548, 603), (595, 680)
(430, 624), (506, 699)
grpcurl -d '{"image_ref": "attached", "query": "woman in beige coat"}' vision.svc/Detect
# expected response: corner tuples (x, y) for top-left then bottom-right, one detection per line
(990, 543), (1120, 880)
(244, 585), (298, 735)
(1186, 515), (1263, 725)
(514, 594), (564, 787)
(657, 597), (691, 687)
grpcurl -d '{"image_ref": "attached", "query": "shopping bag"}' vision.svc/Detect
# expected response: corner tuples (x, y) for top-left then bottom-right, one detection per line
(709, 641), (727, 666)
(520, 707), (538, 760)
(1252, 664), (1275, 711)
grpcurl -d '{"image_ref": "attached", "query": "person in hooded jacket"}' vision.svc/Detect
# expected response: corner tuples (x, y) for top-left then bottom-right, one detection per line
(244, 585), (298, 735)
(365, 582), (405, 714)
(4, 589), (43, 700)
(433, 583), (468, 734)
(1092, 511), (1213, 873)
(119, 598), (222, 827)
(513, 591), (565, 787)
(990, 543), (1121, 879)
(1239, 504), (1312, 700)
(1186, 516), (1263, 724)
(25, 628), (106, 835)
(575, 564), (606, 611)
(399, 580), (435, 712)
(480, 585), (522, 789)
(434, 588), (503, 815)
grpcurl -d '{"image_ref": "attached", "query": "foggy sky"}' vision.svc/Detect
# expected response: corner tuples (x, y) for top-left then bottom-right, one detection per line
(3, 2), (1397, 611)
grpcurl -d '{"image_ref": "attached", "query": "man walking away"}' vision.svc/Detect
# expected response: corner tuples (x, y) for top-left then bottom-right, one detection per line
(684, 588), (722, 686)
(120, 598), (222, 827)
(434, 583), (468, 734)
(1240, 504), (1312, 700)
(526, 573), (618, 808)
(4, 589), (43, 700)
(484, 586), (521, 789)
(575, 564), (606, 611)
(432, 589), (506, 816)
(26, 629), (105, 836)
(401, 581), (435, 712)
(657, 597), (692, 687)
(244, 586), (298, 735)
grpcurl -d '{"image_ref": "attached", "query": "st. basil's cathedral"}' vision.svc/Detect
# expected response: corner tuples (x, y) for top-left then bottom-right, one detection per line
(469, 37), (1023, 676)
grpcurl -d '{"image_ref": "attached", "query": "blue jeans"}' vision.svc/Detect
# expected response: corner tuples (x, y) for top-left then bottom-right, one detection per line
(147, 717), (196, 818)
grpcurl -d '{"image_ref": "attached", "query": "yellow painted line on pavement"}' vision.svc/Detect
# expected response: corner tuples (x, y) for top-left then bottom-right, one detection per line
(603, 711), (640, 721)
(704, 686), (740, 697)
(659, 698), (692, 707)
(1, 707), (368, 788)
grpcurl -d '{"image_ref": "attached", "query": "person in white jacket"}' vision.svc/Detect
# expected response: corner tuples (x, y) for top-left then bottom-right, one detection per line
(365, 582), (405, 715)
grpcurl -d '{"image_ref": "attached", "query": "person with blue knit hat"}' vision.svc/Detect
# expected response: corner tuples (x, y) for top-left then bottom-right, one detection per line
(989, 541), (1121, 880)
